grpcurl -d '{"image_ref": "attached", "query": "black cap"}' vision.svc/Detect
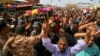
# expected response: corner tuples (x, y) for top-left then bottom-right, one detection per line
(15, 25), (25, 35)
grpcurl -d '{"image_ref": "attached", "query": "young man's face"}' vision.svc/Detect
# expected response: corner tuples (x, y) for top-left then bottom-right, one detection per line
(88, 37), (94, 47)
(58, 38), (68, 53)
(59, 28), (66, 37)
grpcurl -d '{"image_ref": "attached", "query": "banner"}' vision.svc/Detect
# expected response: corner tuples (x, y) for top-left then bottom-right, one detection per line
(27, 0), (40, 4)
(31, 13), (48, 22)
(0, 0), (14, 3)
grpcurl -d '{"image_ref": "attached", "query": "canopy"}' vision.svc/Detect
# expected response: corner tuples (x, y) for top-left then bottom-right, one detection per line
(15, 0), (28, 2)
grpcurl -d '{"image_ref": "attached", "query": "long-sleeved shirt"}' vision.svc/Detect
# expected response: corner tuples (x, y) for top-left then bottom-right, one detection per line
(42, 38), (88, 56)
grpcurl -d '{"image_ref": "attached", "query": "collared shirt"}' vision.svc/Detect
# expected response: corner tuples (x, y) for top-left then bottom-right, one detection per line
(76, 44), (100, 56)
(42, 38), (87, 56)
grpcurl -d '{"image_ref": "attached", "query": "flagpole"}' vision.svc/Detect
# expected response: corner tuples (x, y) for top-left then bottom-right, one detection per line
(51, 0), (52, 3)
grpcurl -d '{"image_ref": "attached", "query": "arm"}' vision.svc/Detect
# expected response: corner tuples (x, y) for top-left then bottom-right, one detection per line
(71, 39), (88, 56)
(30, 20), (50, 44)
(0, 37), (15, 56)
(74, 33), (86, 39)
(3, 37), (15, 49)
(42, 21), (56, 53)
(71, 25), (94, 55)
(29, 30), (43, 45)
(25, 22), (32, 30)
(94, 31), (100, 37)
(42, 37), (56, 53)
(78, 23), (93, 32)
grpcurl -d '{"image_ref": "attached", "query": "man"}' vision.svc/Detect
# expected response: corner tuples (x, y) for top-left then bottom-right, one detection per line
(42, 22), (94, 56)
(31, 21), (41, 36)
(2, 22), (46, 56)
(75, 23), (100, 56)
(0, 19), (14, 56)
(76, 38), (100, 56)
(94, 16), (100, 49)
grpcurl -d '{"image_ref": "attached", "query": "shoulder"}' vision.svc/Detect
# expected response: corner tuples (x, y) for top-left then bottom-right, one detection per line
(93, 44), (99, 49)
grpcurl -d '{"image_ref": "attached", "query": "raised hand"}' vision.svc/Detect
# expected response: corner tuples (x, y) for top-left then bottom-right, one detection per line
(87, 24), (96, 37)
(94, 31), (100, 37)
(48, 17), (54, 25)
(41, 20), (49, 37)
(84, 24), (96, 44)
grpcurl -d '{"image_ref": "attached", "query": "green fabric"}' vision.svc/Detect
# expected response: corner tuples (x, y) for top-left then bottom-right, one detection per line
(76, 44), (100, 56)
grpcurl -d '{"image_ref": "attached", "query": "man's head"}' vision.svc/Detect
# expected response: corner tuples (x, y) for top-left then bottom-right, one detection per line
(15, 25), (25, 35)
(58, 36), (69, 53)
(88, 37), (94, 47)
(57, 11), (62, 17)
(32, 21), (41, 31)
(0, 20), (11, 35)
(59, 27), (67, 37)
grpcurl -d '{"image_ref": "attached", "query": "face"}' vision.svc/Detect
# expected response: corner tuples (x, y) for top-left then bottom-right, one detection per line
(72, 24), (78, 33)
(88, 37), (94, 47)
(58, 38), (68, 53)
(59, 28), (66, 37)
(57, 11), (62, 17)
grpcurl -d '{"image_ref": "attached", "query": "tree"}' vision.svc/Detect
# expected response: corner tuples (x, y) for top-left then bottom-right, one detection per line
(66, 3), (77, 9)
(45, 4), (52, 7)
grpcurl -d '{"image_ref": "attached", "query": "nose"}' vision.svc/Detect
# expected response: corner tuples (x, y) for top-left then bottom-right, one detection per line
(60, 44), (65, 49)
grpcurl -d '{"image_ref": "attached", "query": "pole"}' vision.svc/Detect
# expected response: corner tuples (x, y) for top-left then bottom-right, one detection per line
(51, 0), (52, 3)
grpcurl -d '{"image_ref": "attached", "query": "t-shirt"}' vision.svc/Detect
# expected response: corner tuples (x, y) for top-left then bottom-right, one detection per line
(76, 44), (100, 56)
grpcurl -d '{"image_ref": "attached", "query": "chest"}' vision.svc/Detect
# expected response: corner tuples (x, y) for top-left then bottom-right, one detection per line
(53, 47), (71, 56)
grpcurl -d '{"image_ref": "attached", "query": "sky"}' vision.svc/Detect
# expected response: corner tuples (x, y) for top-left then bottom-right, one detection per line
(40, 0), (100, 7)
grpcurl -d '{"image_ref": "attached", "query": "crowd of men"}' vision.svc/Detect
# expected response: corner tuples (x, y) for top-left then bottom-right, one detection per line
(0, 8), (100, 56)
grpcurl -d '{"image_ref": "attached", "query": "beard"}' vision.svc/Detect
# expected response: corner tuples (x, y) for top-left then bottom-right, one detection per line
(88, 44), (93, 47)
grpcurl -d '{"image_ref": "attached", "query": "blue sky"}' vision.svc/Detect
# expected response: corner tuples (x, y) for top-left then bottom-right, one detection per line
(40, 0), (100, 7)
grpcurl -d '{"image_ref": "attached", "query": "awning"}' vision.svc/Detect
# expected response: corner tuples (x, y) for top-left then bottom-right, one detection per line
(17, 4), (32, 7)
(15, 0), (28, 2)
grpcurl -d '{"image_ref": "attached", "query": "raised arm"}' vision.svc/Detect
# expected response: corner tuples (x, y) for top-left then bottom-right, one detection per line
(42, 21), (56, 53)
(71, 24), (96, 55)
(78, 22), (93, 32)
(3, 37), (15, 49)
(74, 33), (86, 39)
(0, 37), (15, 56)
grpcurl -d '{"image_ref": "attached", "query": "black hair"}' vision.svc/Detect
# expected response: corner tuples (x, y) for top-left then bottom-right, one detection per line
(0, 20), (6, 32)
(15, 25), (25, 35)
(58, 36), (69, 43)
(60, 26), (68, 33)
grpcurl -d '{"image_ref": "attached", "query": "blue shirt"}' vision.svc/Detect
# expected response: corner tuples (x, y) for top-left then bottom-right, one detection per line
(42, 38), (88, 56)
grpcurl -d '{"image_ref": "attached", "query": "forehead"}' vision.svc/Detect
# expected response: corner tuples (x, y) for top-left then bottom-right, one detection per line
(59, 28), (65, 31)
(58, 38), (68, 43)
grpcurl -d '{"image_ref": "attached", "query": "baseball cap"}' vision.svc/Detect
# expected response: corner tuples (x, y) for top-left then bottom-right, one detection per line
(32, 21), (41, 28)
(15, 25), (25, 34)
